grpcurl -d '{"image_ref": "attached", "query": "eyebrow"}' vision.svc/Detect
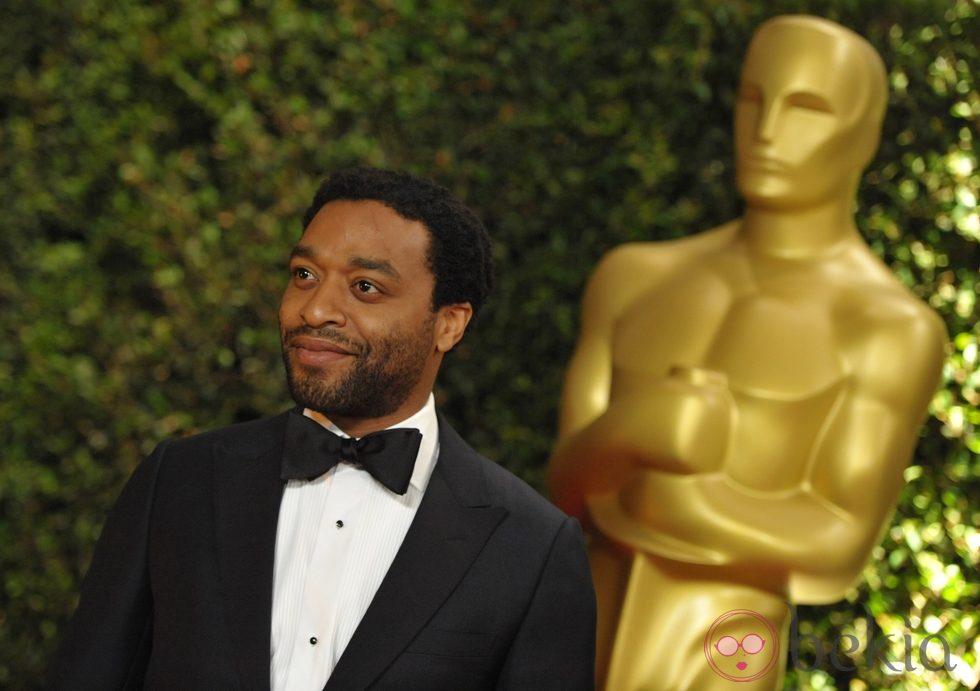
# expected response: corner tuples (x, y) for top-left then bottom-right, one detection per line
(289, 245), (402, 280)
(349, 256), (401, 279)
(289, 245), (317, 261)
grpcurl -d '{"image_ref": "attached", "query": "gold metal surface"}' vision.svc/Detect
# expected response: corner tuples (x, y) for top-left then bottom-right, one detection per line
(548, 15), (947, 690)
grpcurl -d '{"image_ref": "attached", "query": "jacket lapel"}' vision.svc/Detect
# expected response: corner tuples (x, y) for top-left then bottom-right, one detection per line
(213, 413), (289, 691)
(324, 417), (508, 691)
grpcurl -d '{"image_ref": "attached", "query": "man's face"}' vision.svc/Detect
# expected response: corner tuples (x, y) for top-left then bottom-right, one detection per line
(279, 200), (447, 424)
(734, 23), (874, 208)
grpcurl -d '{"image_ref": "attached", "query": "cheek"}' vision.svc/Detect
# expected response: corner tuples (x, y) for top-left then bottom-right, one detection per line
(278, 289), (312, 331)
(791, 138), (860, 201)
(278, 294), (297, 323)
(359, 312), (421, 347)
(773, 114), (837, 167)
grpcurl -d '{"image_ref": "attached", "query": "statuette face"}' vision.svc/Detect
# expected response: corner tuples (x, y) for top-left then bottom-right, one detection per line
(734, 18), (886, 209)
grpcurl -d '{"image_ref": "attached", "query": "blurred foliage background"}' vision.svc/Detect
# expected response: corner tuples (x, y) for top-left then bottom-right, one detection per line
(0, 0), (976, 688)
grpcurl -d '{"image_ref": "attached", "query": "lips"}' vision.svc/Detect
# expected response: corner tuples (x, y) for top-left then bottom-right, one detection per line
(742, 156), (787, 172)
(288, 335), (356, 366)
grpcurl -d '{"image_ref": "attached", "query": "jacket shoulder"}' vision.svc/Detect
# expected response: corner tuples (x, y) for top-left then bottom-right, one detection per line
(166, 410), (292, 456)
(436, 413), (570, 529)
(479, 456), (569, 526)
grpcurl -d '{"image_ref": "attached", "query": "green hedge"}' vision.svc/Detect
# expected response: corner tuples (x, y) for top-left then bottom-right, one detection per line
(1, 1), (976, 688)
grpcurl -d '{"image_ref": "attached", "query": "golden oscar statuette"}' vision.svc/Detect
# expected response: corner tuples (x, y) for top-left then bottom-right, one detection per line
(548, 15), (947, 691)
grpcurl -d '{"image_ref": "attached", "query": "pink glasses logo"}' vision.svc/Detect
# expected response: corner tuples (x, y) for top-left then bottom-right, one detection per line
(703, 609), (780, 682)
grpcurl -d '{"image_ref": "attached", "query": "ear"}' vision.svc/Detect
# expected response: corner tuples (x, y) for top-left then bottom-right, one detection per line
(434, 303), (473, 353)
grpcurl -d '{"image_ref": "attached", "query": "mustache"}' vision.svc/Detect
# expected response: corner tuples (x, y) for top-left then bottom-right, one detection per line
(281, 325), (364, 355)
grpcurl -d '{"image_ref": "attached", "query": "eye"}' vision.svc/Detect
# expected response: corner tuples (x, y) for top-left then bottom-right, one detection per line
(742, 634), (765, 655)
(715, 636), (739, 656)
(292, 266), (316, 281)
(354, 279), (380, 295)
(786, 91), (832, 113)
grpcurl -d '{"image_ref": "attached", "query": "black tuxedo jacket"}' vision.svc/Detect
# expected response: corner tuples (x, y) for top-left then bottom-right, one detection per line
(48, 411), (596, 690)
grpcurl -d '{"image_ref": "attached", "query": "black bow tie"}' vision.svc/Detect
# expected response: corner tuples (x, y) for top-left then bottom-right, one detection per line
(281, 410), (423, 495)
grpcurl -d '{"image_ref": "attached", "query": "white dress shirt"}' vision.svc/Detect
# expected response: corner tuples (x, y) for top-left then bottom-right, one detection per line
(269, 395), (440, 691)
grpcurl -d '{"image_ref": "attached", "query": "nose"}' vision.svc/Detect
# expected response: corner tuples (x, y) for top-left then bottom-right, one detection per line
(299, 279), (347, 328)
(754, 97), (782, 143)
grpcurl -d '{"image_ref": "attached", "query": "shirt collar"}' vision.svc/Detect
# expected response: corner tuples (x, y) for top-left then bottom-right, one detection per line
(302, 394), (440, 493)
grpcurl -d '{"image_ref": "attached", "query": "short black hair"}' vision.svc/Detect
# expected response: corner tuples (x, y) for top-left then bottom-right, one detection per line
(303, 167), (495, 321)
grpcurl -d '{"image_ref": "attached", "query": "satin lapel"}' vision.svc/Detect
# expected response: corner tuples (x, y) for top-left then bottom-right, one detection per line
(213, 414), (289, 691)
(324, 419), (507, 691)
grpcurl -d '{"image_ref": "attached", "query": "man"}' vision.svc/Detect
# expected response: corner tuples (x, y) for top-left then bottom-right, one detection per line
(548, 16), (945, 690)
(49, 167), (597, 690)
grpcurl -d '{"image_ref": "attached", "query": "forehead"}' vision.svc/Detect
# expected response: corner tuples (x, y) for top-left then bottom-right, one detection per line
(298, 199), (431, 272)
(741, 23), (864, 106)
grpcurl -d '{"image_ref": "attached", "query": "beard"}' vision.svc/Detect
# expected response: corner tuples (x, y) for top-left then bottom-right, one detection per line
(281, 315), (435, 420)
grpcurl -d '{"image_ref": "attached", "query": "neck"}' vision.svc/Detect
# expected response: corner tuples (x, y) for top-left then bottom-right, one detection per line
(740, 195), (860, 259)
(307, 391), (432, 438)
